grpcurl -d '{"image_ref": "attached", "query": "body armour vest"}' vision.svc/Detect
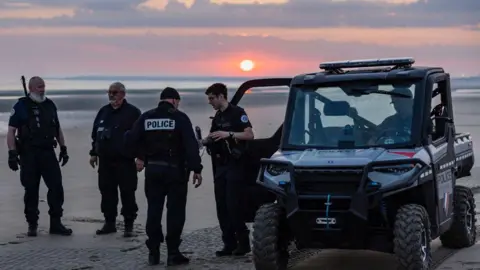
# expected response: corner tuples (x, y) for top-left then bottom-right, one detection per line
(144, 104), (182, 162)
(209, 107), (245, 160)
(18, 97), (58, 148)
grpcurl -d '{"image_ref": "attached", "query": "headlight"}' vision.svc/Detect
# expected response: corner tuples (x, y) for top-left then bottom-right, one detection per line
(266, 164), (288, 176)
(373, 164), (415, 174)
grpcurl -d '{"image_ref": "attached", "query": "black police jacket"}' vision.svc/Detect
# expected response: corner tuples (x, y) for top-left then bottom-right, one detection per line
(90, 100), (141, 159)
(126, 101), (203, 173)
(17, 97), (59, 149)
(208, 103), (252, 160)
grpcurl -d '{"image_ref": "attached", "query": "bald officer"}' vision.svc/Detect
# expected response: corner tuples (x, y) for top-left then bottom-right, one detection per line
(6, 76), (72, 237)
(89, 82), (142, 237)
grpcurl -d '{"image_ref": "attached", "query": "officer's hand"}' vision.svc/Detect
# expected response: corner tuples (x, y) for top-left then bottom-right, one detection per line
(58, 145), (69, 166)
(192, 173), (202, 188)
(135, 159), (144, 172)
(209, 131), (229, 141)
(8, 150), (19, 171)
(89, 156), (98, 168)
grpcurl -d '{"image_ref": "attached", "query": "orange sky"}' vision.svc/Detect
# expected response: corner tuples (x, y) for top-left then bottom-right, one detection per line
(0, 0), (478, 78)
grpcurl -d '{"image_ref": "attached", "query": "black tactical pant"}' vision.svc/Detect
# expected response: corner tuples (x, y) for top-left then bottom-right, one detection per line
(144, 163), (188, 253)
(98, 158), (138, 222)
(214, 161), (248, 248)
(19, 148), (64, 225)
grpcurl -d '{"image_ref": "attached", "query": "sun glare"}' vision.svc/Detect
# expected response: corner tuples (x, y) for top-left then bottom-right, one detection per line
(240, 59), (255, 72)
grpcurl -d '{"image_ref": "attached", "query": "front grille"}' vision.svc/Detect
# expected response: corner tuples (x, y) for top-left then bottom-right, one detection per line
(293, 167), (363, 196)
(298, 198), (351, 211)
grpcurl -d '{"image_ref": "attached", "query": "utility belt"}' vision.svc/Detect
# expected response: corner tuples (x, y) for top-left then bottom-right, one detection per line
(16, 136), (57, 155)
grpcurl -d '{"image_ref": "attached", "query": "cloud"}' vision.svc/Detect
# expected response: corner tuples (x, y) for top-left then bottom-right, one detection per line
(0, 0), (478, 28)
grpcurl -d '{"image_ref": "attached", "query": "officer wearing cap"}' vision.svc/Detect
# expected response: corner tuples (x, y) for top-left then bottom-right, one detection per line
(89, 82), (142, 237)
(371, 87), (414, 143)
(201, 83), (254, 257)
(6, 76), (72, 237)
(125, 87), (203, 266)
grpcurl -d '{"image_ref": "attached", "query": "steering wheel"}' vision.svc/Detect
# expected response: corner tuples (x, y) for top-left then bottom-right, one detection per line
(375, 128), (411, 145)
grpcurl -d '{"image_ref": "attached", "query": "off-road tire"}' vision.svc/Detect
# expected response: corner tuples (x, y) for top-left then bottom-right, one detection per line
(393, 204), (432, 270)
(252, 203), (289, 270)
(440, 185), (477, 248)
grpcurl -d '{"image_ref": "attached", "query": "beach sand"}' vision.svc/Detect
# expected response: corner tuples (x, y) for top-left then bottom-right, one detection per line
(0, 93), (480, 269)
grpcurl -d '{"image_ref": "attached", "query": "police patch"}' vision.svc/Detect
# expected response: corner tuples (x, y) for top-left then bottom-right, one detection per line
(240, 115), (249, 123)
(145, 118), (175, 130)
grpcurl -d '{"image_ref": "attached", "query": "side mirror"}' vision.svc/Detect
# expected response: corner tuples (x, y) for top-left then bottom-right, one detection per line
(324, 101), (350, 116)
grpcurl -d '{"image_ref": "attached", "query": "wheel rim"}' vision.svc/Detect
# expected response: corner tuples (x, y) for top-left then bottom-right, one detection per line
(420, 226), (428, 262)
(465, 200), (474, 234)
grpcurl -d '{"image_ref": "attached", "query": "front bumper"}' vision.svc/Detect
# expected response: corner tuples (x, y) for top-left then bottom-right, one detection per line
(256, 158), (426, 248)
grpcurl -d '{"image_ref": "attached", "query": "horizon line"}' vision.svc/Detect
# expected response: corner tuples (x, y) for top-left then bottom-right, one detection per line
(45, 74), (480, 81)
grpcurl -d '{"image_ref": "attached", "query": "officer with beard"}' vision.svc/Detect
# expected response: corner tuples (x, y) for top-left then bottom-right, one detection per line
(6, 76), (72, 237)
(89, 82), (141, 237)
(125, 87), (203, 266)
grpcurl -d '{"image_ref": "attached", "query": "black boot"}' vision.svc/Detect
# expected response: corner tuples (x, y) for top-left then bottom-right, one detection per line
(27, 223), (37, 237)
(123, 220), (134, 238)
(167, 251), (190, 266)
(96, 221), (117, 235)
(167, 239), (189, 266)
(148, 248), (160, 266)
(232, 230), (251, 256)
(215, 245), (236, 257)
(49, 217), (73, 236)
(146, 239), (160, 266)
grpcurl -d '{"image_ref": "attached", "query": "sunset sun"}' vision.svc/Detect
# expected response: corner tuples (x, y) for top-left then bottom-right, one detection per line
(240, 59), (255, 72)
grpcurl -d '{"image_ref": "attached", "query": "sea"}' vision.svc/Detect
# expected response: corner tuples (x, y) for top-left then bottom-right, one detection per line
(0, 76), (479, 135)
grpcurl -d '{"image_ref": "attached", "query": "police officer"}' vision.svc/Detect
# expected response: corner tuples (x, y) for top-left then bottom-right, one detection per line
(126, 87), (203, 266)
(202, 83), (254, 257)
(6, 76), (72, 237)
(370, 87), (414, 144)
(89, 82), (141, 237)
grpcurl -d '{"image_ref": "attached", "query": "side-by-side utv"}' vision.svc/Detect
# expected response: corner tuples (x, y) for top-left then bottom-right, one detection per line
(207, 58), (476, 270)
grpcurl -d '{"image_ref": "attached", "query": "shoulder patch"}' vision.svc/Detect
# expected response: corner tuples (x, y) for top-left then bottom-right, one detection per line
(10, 108), (15, 116)
(145, 118), (175, 131)
(240, 114), (249, 123)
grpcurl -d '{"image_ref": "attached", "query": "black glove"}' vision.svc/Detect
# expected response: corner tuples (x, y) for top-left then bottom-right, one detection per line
(8, 150), (19, 171)
(58, 145), (69, 167)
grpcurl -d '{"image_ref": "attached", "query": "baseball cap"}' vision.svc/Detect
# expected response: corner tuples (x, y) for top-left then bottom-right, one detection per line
(160, 87), (181, 100)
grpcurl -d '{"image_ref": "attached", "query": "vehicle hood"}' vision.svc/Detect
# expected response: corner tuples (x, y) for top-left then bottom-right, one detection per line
(270, 148), (423, 167)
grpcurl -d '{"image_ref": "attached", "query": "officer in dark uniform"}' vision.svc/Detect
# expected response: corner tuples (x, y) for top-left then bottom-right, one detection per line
(202, 83), (254, 257)
(6, 76), (72, 237)
(125, 87), (203, 266)
(89, 82), (141, 237)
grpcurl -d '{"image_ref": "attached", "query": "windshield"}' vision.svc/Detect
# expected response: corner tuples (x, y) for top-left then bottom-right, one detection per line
(286, 80), (420, 149)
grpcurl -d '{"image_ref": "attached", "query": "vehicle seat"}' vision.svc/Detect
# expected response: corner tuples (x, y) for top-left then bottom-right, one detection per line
(431, 104), (447, 140)
(308, 108), (327, 144)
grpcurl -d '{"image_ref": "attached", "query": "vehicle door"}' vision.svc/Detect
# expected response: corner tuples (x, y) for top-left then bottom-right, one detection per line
(231, 78), (292, 222)
(427, 74), (456, 231)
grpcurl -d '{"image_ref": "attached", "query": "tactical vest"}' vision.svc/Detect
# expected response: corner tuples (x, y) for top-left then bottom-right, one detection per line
(18, 97), (58, 149)
(209, 106), (246, 162)
(144, 104), (182, 163)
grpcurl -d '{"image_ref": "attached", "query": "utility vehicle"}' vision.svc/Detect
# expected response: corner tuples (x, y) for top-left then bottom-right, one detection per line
(210, 58), (476, 270)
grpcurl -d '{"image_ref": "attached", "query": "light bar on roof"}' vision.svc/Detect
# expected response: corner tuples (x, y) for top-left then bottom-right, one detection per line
(319, 57), (415, 70)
